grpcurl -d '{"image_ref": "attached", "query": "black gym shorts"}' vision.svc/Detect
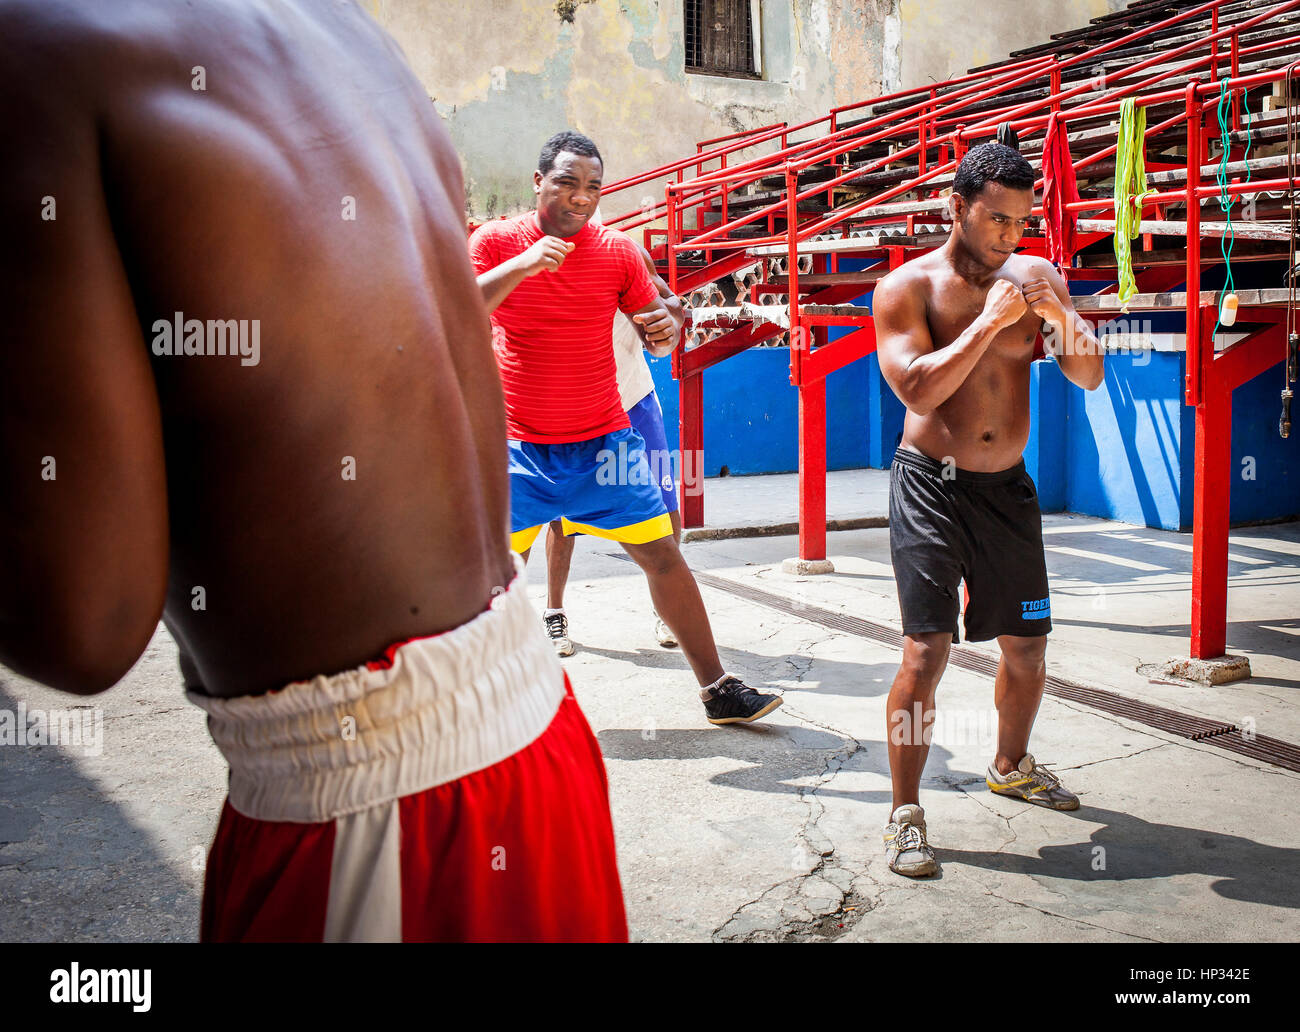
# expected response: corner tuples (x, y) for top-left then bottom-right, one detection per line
(888, 447), (1052, 643)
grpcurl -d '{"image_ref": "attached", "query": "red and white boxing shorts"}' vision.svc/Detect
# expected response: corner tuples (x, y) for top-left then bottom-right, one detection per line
(187, 556), (627, 942)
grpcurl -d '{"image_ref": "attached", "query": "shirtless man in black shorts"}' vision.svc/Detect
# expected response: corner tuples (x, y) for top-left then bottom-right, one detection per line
(871, 143), (1103, 876)
(0, 0), (626, 940)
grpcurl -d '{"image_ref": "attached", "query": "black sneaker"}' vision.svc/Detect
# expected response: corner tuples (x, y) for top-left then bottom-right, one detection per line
(701, 676), (783, 725)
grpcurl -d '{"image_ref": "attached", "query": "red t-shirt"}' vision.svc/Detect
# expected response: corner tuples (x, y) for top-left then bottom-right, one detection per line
(469, 213), (658, 443)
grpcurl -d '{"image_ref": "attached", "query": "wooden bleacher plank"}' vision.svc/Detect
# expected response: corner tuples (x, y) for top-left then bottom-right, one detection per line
(1078, 242), (1289, 267)
(1076, 219), (1294, 241)
(747, 232), (950, 257)
(802, 305), (874, 316)
(1074, 287), (1292, 311)
(763, 270), (888, 289)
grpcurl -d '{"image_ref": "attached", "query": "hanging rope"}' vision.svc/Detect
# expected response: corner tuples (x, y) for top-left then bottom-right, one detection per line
(1209, 79), (1254, 343)
(1114, 98), (1153, 312)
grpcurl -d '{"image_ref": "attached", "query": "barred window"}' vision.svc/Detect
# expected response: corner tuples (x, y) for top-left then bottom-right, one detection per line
(685, 0), (758, 79)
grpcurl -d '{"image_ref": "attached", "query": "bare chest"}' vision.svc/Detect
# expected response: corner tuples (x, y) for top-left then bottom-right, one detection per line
(925, 276), (1041, 362)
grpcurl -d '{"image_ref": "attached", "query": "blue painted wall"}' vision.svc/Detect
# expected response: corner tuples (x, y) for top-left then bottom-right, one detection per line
(1226, 358), (1300, 524)
(648, 349), (873, 476)
(649, 345), (1300, 529)
(648, 258), (1297, 527)
(1024, 360), (1068, 513)
(1063, 353), (1191, 531)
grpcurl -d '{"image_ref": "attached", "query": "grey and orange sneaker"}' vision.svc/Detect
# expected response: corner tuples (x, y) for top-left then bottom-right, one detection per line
(883, 804), (938, 877)
(986, 753), (1079, 810)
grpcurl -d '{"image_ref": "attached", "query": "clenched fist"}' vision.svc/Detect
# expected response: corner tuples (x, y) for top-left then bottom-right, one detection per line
(1021, 276), (1067, 327)
(982, 278), (1029, 330)
(516, 236), (574, 277)
(633, 308), (677, 351)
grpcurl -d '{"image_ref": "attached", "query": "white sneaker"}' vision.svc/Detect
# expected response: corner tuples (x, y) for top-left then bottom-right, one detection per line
(653, 612), (677, 648)
(543, 612), (574, 657)
(883, 804), (938, 877)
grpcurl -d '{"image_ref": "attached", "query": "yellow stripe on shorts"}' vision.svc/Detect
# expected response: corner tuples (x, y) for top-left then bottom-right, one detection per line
(510, 525), (544, 553)
(560, 513), (673, 545)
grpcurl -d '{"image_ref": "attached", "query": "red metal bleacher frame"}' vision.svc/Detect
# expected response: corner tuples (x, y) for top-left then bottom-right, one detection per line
(598, 0), (1299, 662)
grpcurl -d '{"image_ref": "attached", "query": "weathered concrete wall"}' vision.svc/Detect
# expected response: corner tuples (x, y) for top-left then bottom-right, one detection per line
(893, 0), (1130, 92)
(367, 0), (892, 219)
(364, 0), (1131, 221)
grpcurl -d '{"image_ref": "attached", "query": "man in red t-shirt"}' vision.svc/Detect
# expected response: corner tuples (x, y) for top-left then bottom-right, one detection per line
(470, 130), (782, 727)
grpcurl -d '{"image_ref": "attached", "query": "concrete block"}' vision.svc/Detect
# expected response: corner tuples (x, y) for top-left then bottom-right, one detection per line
(1156, 653), (1252, 685)
(782, 557), (835, 575)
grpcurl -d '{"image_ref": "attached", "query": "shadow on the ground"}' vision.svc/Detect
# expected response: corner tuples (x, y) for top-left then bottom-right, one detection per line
(1043, 522), (1300, 587)
(940, 803), (1300, 908)
(598, 724), (961, 809)
(1050, 615), (1300, 662)
(574, 644), (900, 700)
(0, 682), (201, 942)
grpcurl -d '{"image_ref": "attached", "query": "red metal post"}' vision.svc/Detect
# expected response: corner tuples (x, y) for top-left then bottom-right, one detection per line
(1230, 34), (1241, 132)
(1210, 6), (1219, 82)
(720, 152), (728, 230)
(785, 168), (802, 385)
(666, 185), (679, 295)
(798, 375), (828, 561)
(679, 373), (705, 529)
(1050, 57), (1061, 112)
(782, 165), (826, 560)
(1184, 82), (1204, 406)
(1191, 372), (1231, 659)
(918, 103), (929, 177)
(1180, 71), (1227, 657)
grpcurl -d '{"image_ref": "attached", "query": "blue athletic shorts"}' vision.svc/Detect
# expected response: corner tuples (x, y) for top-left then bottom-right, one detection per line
(508, 427), (673, 553)
(626, 390), (679, 515)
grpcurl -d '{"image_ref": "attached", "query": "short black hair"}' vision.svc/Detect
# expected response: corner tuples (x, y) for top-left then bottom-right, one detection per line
(953, 143), (1035, 200)
(538, 130), (603, 176)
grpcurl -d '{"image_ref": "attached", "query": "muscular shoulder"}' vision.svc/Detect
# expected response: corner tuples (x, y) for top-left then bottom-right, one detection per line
(874, 257), (936, 316)
(1007, 252), (1057, 282)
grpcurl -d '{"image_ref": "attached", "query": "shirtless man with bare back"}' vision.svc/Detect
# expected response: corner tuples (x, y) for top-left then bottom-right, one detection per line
(0, 0), (625, 940)
(870, 143), (1104, 876)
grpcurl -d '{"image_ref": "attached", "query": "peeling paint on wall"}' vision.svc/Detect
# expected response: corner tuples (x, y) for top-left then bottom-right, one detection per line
(897, 0), (1115, 90)
(366, 0), (1118, 219)
(555, 0), (598, 23)
(883, 1), (901, 93)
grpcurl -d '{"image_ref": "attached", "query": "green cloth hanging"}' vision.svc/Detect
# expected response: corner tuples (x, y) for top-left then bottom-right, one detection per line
(1114, 98), (1153, 312)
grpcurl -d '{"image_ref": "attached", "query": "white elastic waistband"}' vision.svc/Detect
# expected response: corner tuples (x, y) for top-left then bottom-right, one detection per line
(187, 555), (565, 823)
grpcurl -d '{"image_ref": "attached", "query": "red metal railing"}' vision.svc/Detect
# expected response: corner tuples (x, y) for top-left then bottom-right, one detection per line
(669, 0), (1299, 270)
(616, 0), (1300, 662)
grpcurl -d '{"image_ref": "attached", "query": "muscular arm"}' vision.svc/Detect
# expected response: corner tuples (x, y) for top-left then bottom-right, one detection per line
(873, 273), (1006, 416)
(636, 243), (686, 337)
(475, 234), (574, 313)
(0, 37), (170, 693)
(476, 256), (532, 313)
(1024, 262), (1104, 391)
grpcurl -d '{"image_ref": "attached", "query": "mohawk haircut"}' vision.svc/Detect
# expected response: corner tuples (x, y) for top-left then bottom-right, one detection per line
(537, 130), (603, 175)
(952, 143), (1036, 200)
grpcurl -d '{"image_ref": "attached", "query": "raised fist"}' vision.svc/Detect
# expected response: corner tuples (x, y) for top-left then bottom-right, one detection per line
(982, 278), (1028, 330)
(517, 236), (574, 277)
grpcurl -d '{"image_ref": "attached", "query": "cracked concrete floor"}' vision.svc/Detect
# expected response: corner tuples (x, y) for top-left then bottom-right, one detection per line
(569, 521), (1300, 943)
(1, 519), (1297, 942)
